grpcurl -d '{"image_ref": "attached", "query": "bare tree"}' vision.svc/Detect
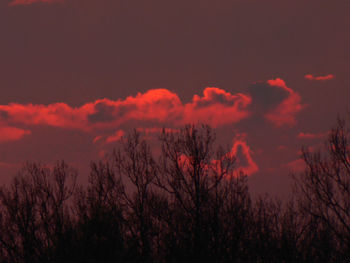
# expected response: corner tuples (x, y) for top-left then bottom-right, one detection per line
(294, 118), (350, 261)
(5, 123), (350, 262)
(0, 161), (77, 263)
(155, 124), (249, 262)
(72, 161), (126, 263)
(113, 130), (159, 262)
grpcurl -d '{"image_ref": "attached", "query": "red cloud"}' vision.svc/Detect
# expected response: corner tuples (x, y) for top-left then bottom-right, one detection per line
(176, 134), (258, 177)
(0, 88), (251, 133)
(136, 127), (179, 135)
(298, 132), (327, 139)
(0, 126), (31, 143)
(184, 88), (251, 127)
(0, 102), (92, 130)
(264, 78), (304, 127)
(93, 135), (103, 144)
(304, 74), (334, 81)
(229, 135), (258, 176)
(105, 130), (125, 143)
(8, 0), (60, 6)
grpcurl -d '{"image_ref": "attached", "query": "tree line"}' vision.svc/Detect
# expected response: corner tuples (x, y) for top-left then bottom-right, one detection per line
(0, 122), (349, 262)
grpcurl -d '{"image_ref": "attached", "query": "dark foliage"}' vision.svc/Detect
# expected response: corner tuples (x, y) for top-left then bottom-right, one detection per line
(0, 123), (349, 262)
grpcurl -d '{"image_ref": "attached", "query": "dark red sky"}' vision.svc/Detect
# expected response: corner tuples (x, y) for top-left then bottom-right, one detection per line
(0, 0), (349, 196)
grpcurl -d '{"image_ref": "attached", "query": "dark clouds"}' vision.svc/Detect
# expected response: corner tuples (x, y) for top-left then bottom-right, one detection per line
(264, 78), (304, 127)
(248, 82), (288, 112)
(87, 102), (120, 123)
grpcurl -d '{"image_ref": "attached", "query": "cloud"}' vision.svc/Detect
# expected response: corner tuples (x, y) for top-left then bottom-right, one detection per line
(8, 0), (60, 6)
(248, 81), (288, 112)
(264, 78), (304, 127)
(0, 87), (252, 133)
(247, 78), (304, 127)
(304, 74), (334, 81)
(192, 87), (246, 108)
(84, 89), (183, 129)
(184, 88), (251, 127)
(229, 134), (258, 176)
(0, 102), (92, 130)
(298, 132), (327, 139)
(136, 127), (179, 135)
(105, 130), (125, 143)
(175, 134), (258, 177)
(0, 126), (31, 143)
(0, 79), (299, 147)
(92, 130), (125, 144)
(92, 135), (103, 144)
(87, 102), (121, 124)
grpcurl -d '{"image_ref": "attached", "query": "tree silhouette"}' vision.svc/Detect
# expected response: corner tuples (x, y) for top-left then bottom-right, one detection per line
(113, 130), (159, 262)
(294, 119), (350, 261)
(0, 122), (349, 262)
(72, 161), (126, 263)
(0, 161), (76, 263)
(155, 124), (251, 262)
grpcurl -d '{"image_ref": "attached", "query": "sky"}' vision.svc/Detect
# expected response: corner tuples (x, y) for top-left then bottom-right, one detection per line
(0, 0), (349, 197)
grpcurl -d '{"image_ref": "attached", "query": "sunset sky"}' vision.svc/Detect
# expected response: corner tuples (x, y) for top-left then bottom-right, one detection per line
(0, 0), (349, 196)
